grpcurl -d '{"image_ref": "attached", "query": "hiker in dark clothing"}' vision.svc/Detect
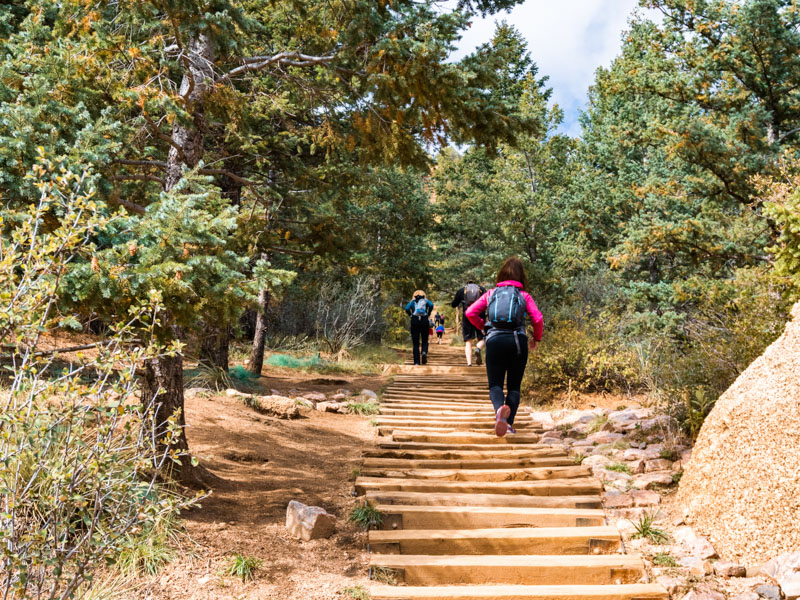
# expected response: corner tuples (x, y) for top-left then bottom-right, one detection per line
(405, 289), (434, 365)
(434, 312), (445, 327)
(451, 281), (486, 366)
(465, 257), (543, 437)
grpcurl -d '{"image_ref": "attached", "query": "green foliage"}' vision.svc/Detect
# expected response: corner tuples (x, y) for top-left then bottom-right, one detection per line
(587, 415), (609, 434)
(341, 586), (371, 600)
(631, 512), (671, 544)
(346, 401), (380, 416)
(0, 158), (198, 598)
(371, 566), (398, 585)
(185, 362), (235, 392)
(652, 552), (678, 568)
(349, 504), (383, 530)
(115, 514), (184, 576)
(572, 453), (586, 465)
(220, 554), (263, 582)
(659, 448), (680, 462)
(606, 463), (633, 475)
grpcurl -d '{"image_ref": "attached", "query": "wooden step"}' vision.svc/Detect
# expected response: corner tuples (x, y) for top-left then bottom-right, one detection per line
(376, 442), (558, 452)
(374, 505), (606, 529)
(366, 491), (603, 509)
(376, 415), (532, 424)
(378, 426), (541, 436)
(369, 583), (668, 600)
(391, 432), (542, 444)
(369, 554), (643, 585)
(360, 465), (591, 482)
(363, 448), (569, 460)
(355, 477), (602, 497)
(361, 457), (574, 470)
(368, 526), (621, 555)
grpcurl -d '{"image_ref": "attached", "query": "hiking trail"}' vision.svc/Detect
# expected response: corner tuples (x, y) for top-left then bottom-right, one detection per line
(354, 340), (669, 600)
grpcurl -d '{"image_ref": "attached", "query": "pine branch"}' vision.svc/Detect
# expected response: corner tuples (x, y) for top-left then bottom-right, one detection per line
(219, 51), (337, 84)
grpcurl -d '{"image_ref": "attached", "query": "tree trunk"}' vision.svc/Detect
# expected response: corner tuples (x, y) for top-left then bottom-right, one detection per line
(248, 288), (270, 376)
(140, 353), (217, 488)
(164, 33), (215, 191)
(199, 323), (230, 372)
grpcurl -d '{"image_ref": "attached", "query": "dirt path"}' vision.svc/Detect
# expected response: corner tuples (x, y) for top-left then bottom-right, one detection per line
(130, 370), (389, 600)
(357, 344), (669, 600)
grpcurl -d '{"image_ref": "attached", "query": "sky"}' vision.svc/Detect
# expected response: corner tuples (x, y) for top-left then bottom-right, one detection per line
(446, 0), (655, 137)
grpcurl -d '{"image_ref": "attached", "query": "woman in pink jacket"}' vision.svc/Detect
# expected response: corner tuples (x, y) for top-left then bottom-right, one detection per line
(465, 257), (543, 437)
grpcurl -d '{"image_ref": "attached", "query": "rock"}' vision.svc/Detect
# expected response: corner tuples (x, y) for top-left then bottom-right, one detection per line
(628, 459), (646, 474)
(679, 557), (713, 576)
(572, 439), (595, 447)
(331, 393), (347, 400)
(587, 431), (623, 445)
(531, 411), (556, 430)
(674, 526), (717, 559)
(270, 388), (282, 396)
(761, 553), (800, 599)
(631, 441), (647, 449)
(623, 449), (647, 461)
(615, 518), (637, 535)
(604, 493), (634, 508)
(583, 455), (611, 468)
(336, 388), (351, 396)
(185, 387), (209, 396)
(360, 389), (378, 399)
(630, 490), (660, 507)
(303, 391), (327, 402)
(681, 589), (725, 600)
(645, 458), (673, 472)
(252, 395), (300, 419)
(656, 575), (684, 594)
(632, 473), (673, 490)
(754, 584), (783, 600)
(542, 429), (563, 439)
(714, 561), (747, 578)
(673, 516), (686, 527)
(287, 388), (302, 397)
(316, 401), (344, 413)
(225, 388), (247, 397)
(286, 500), (336, 541)
(733, 594), (760, 600)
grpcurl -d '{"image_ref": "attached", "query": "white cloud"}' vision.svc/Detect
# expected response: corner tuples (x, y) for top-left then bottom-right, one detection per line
(446, 0), (656, 137)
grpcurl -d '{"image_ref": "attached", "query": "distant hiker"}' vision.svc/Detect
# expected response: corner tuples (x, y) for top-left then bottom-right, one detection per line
(434, 312), (445, 327)
(465, 257), (543, 437)
(405, 290), (434, 365)
(435, 323), (445, 343)
(451, 281), (486, 366)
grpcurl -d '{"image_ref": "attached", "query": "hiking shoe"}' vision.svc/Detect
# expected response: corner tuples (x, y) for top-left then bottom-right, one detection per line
(507, 425), (517, 435)
(475, 347), (482, 365)
(495, 405), (510, 437)
(421, 352), (427, 365)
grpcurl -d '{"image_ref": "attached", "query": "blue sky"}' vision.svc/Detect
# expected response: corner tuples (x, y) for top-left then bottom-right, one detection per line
(446, 0), (655, 137)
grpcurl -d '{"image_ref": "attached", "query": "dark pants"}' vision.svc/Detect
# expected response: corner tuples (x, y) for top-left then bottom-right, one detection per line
(485, 332), (528, 425)
(410, 325), (429, 365)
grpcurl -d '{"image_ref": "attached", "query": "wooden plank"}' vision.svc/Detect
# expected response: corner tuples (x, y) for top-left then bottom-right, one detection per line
(369, 583), (668, 600)
(360, 465), (591, 482)
(374, 505), (606, 530)
(368, 526), (621, 555)
(361, 457), (574, 470)
(355, 477), (602, 497)
(362, 448), (569, 460)
(390, 432), (541, 444)
(376, 441), (558, 452)
(365, 491), (602, 509)
(369, 554), (643, 585)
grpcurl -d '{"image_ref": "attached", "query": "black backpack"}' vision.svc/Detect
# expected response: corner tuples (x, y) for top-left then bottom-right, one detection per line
(487, 286), (525, 330)
(463, 283), (482, 308)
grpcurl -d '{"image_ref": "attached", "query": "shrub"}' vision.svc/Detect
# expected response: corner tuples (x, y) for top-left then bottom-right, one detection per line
(349, 504), (383, 529)
(346, 401), (380, 416)
(0, 161), (199, 599)
(220, 554), (263, 582)
(342, 586), (371, 600)
(631, 512), (670, 544)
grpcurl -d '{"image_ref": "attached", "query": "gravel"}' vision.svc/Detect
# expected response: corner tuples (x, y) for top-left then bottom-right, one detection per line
(676, 301), (800, 563)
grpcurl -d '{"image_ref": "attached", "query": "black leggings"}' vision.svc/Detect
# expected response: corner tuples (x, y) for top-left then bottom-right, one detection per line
(410, 326), (429, 365)
(485, 332), (528, 425)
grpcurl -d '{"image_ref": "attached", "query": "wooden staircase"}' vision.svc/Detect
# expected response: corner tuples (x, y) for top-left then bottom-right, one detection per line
(356, 344), (667, 600)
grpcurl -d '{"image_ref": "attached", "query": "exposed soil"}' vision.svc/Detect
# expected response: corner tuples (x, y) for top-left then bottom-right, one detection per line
(125, 366), (390, 600)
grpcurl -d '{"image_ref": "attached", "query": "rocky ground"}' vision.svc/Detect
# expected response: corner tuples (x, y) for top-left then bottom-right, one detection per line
(534, 405), (799, 600)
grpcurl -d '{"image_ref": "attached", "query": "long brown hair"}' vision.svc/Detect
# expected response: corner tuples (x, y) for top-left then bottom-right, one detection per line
(496, 257), (528, 290)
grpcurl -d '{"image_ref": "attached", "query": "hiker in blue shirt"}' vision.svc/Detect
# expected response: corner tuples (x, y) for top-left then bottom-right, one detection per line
(405, 289), (434, 365)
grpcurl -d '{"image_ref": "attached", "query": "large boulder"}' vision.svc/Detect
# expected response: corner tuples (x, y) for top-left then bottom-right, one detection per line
(677, 302), (800, 562)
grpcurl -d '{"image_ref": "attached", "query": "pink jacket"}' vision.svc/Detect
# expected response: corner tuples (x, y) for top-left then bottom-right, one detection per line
(465, 280), (544, 341)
